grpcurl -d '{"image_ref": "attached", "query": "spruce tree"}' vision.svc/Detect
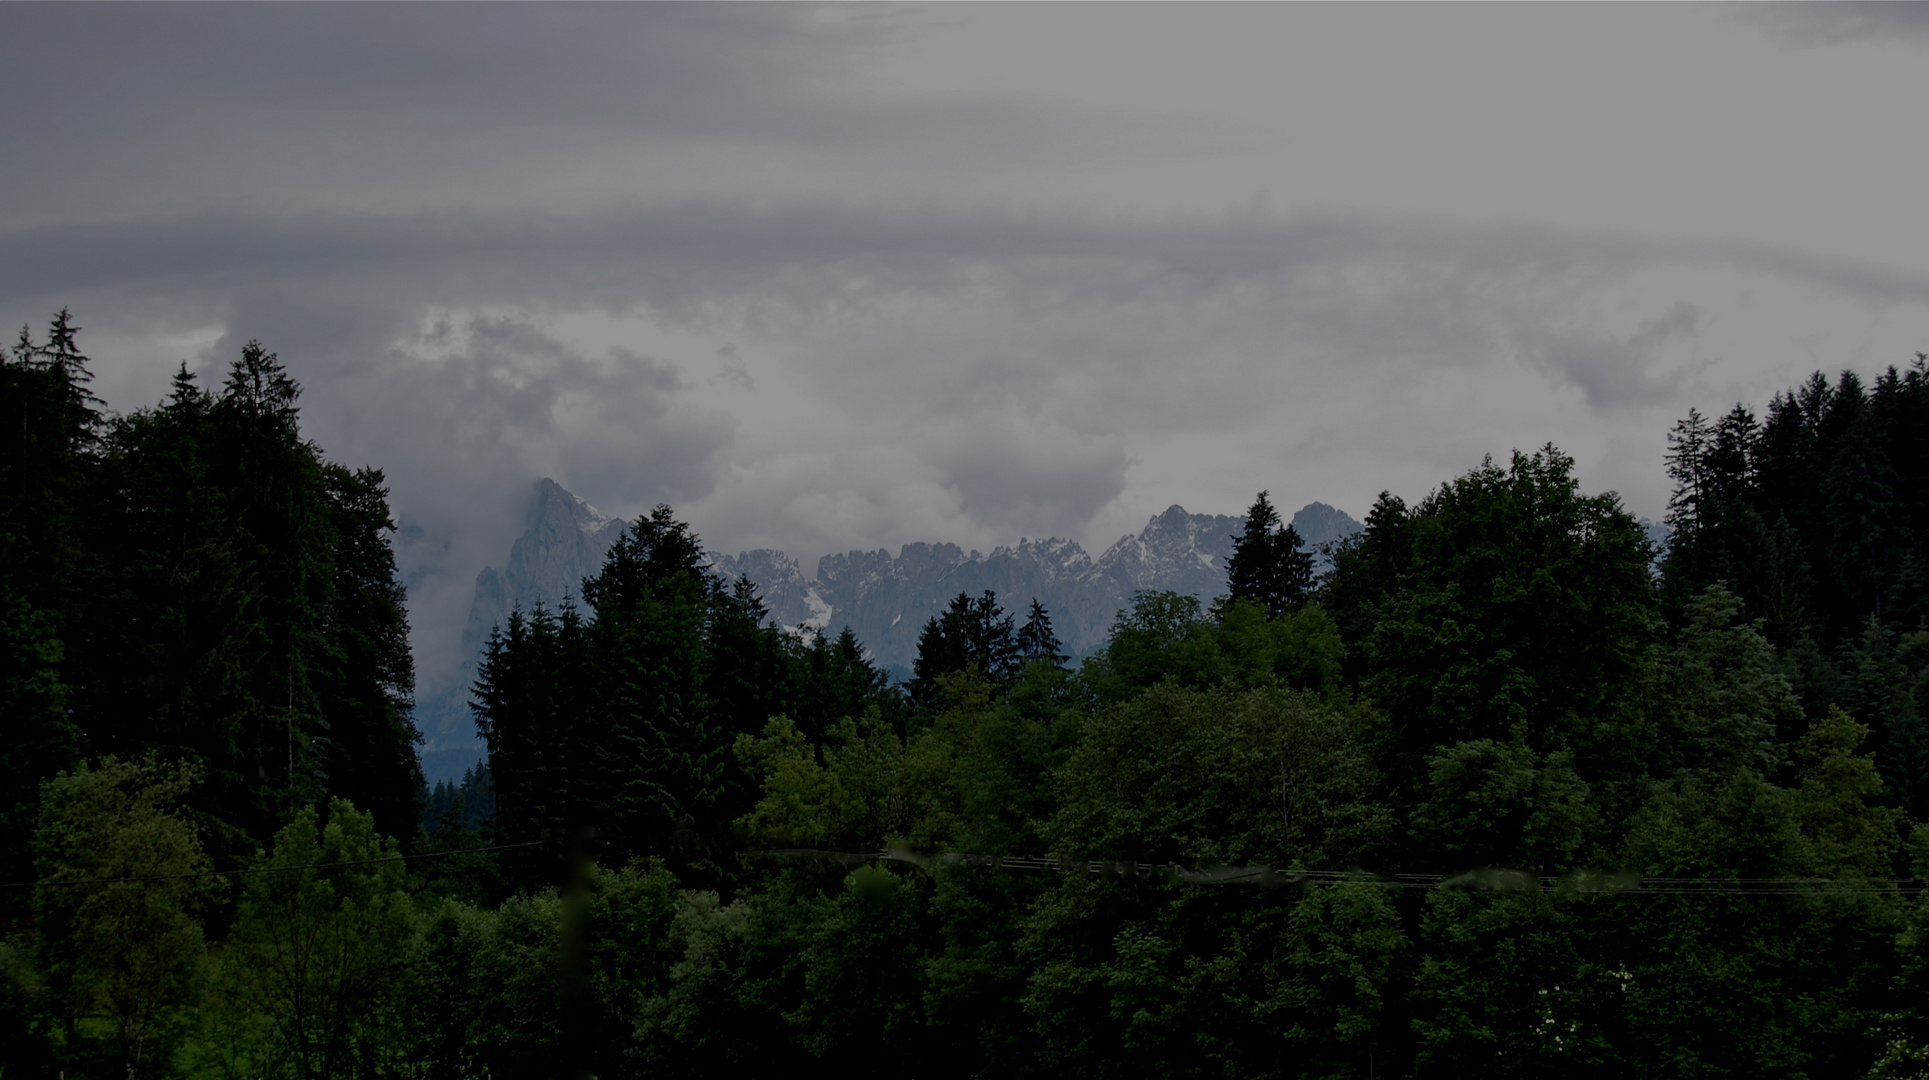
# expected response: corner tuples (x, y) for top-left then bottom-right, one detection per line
(0, 313), (98, 900)
(316, 463), (422, 839)
(1015, 597), (1067, 670)
(1226, 490), (1315, 618)
(69, 340), (423, 854)
(472, 603), (589, 889)
(910, 591), (1018, 708)
(794, 626), (897, 740)
(582, 505), (723, 863)
(704, 574), (795, 820)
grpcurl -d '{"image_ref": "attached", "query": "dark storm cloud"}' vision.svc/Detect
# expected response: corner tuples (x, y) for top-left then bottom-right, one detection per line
(0, 3), (1160, 229)
(1, 4), (817, 125)
(1741, 2), (1929, 46)
(11, 204), (1929, 332)
(1514, 303), (1698, 413)
(921, 411), (1134, 537)
(0, 4), (855, 173)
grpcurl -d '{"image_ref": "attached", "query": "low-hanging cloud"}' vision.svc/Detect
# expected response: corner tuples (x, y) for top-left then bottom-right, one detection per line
(163, 294), (736, 683)
(1512, 302), (1700, 412)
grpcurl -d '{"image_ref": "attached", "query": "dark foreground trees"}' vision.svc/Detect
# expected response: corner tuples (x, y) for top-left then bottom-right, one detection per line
(11, 326), (1929, 1078)
(474, 506), (906, 891)
(0, 318), (424, 884)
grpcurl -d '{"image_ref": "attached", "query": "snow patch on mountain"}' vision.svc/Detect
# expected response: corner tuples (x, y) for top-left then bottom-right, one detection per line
(418, 479), (1364, 782)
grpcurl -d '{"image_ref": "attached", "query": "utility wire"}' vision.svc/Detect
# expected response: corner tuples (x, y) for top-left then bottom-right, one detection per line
(18, 841), (1910, 897)
(5, 841), (542, 890)
(747, 848), (1927, 896)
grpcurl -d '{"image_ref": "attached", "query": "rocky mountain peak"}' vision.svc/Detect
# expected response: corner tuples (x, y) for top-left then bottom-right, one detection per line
(419, 480), (1363, 781)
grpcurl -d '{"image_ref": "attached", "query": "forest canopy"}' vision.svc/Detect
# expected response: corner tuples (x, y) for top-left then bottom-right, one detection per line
(7, 313), (1929, 1078)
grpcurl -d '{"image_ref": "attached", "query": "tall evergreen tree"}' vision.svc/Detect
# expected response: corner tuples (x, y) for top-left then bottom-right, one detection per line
(46, 336), (426, 856)
(472, 603), (590, 890)
(1015, 598), (1067, 670)
(582, 505), (724, 862)
(0, 312), (98, 899)
(1226, 490), (1315, 618)
(793, 626), (898, 741)
(705, 574), (796, 821)
(910, 591), (1018, 708)
(315, 463), (422, 839)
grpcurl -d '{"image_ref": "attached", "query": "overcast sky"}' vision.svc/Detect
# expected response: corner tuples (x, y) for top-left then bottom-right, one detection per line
(6, 3), (1929, 690)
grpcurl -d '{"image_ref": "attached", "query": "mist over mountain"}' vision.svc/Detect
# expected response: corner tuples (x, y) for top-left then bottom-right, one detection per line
(416, 479), (1359, 780)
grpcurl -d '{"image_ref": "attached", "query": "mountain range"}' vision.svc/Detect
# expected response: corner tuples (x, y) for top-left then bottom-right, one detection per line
(414, 479), (1360, 781)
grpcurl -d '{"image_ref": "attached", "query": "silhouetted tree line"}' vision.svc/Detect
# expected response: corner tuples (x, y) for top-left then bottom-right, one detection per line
(10, 314), (1929, 1078)
(1660, 362), (1929, 818)
(0, 313), (420, 893)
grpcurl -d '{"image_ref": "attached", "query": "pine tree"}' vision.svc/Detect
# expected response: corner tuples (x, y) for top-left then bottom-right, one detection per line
(582, 506), (723, 863)
(316, 463), (423, 840)
(1015, 597), (1067, 670)
(704, 574), (795, 820)
(68, 341), (423, 855)
(1226, 490), (1315, 618)
(794, 626), (898, 740)
(472, 603), (589, 889)
(0, 312), (99, 901)
(1664, 407), (1712, 538)
(910, 591), (1018, 708)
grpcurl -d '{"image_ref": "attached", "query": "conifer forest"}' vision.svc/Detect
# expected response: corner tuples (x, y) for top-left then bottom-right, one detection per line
(14, 310), (1929, 1078)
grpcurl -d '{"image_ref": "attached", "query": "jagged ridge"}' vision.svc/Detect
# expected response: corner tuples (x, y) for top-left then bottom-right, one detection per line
(418, 480), (1360, 780)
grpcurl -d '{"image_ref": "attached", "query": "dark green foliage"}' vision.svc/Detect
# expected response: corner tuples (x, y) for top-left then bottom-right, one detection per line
(0, 310), (102, 625)
(1227, 489), (1316, 618)
(475, 507), (910, 886)
(473, 604), (591, 890)
(82, 345), (422, 853)
(15, 313), (1929, 1077)
(1015, 597), (1068, 670)
(1048, 683), (1389, 869)
(1, 318), (422, 885)
(422, 761), (495, 836)
(1079, 591), (1346, 707)
(0, 313), (98, 905)
(33, 756), (222, 1077)
(1329, 447), (1661, 826)
(911, 590), (1020, 709)
(583, 506), (726, 864)
(1659, 357), (1929, 828)
(790, 625), (900, 742)
(315, 463), (422, 841)
(0, 594), (77, 903)
(1319, 490), (1410, 682)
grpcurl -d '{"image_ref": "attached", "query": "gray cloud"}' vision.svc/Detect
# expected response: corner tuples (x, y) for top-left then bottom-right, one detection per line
(7, 4), (1928, 697)
(1740, 2), (1929, 46)
(164, 292), (734, 683)
(0, 4), (1177, 233)
(1512, 302), (1699, 412)
(921, 411), (1133, 538)
(11, 204), (1927, 333)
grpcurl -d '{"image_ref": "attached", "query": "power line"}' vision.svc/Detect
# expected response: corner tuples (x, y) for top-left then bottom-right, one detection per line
(747, 849), (1924, 896)
(21, 841), (1906, 897)
(5, 841), (542, 890)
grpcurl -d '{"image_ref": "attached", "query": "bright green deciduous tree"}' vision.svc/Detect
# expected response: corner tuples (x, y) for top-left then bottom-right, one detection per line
(34, 755), (220, 1078)
(215, 799), (416, 1080)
